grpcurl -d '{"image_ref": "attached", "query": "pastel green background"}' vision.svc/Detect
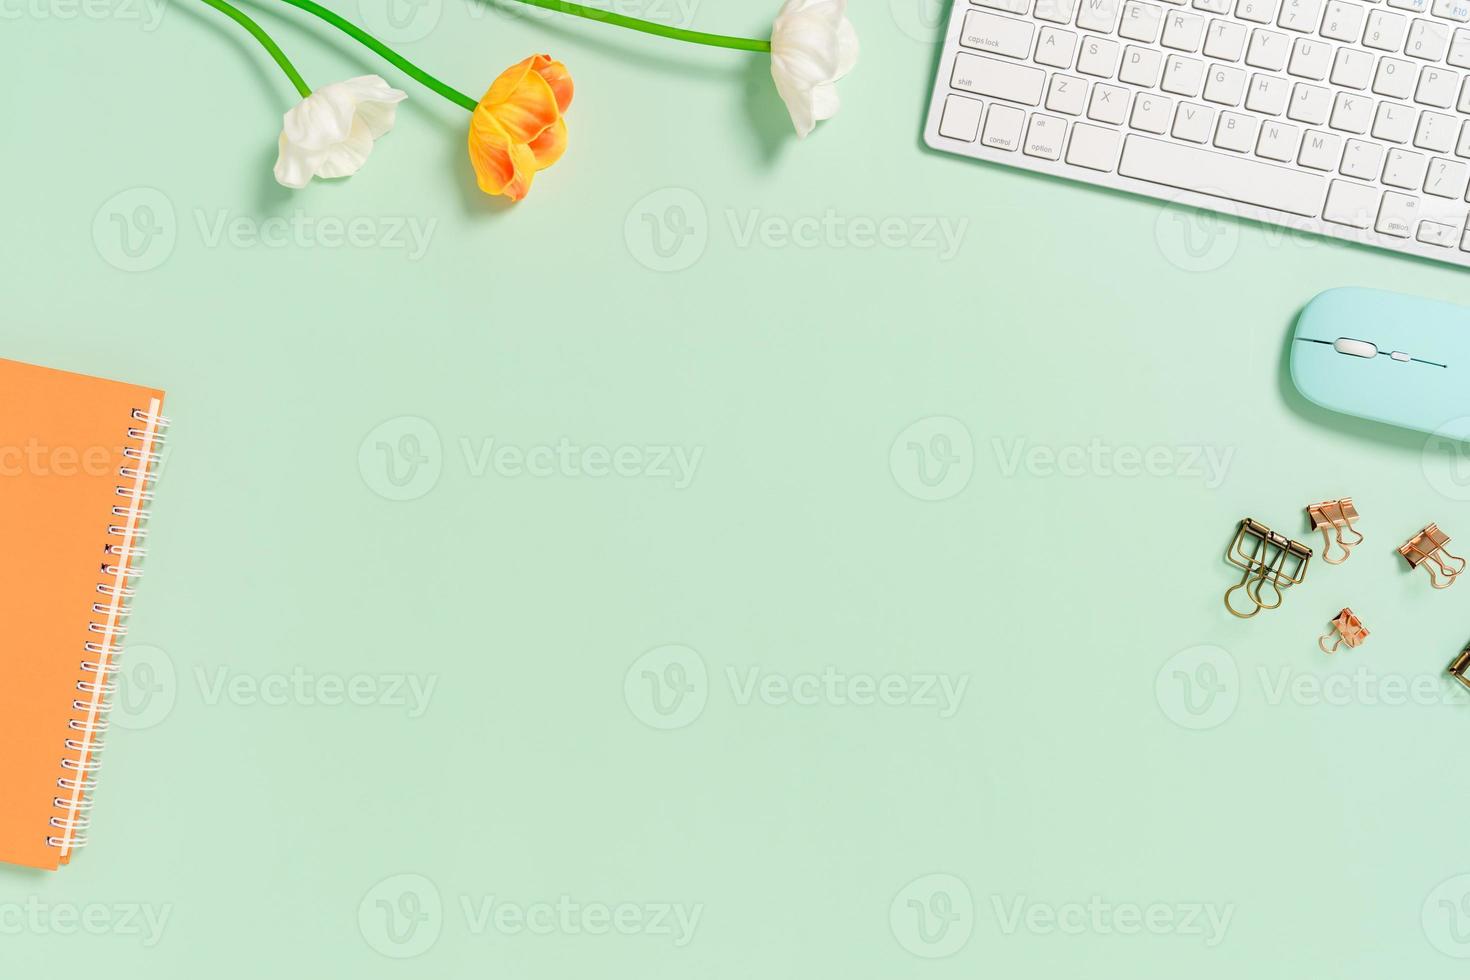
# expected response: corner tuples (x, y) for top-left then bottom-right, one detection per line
(5, 0), (1470, 973)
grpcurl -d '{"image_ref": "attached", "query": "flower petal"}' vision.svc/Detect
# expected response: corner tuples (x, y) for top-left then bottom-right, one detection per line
(480, 67), (560, 145)
(339, 74), (408, 139)
(530, 55), (574, 113)
(273, 133), (320, 188)
(281, 84), (357, 151)
(483, 56), (536, 108)
(527, 116), (567, 171)
(313, 117), (375, 179)
(468, 113), (538, 200)
(833, 15), (858, 79)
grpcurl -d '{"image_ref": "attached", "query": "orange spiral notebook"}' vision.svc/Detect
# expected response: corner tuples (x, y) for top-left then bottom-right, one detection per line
(0, 358), (167, 870)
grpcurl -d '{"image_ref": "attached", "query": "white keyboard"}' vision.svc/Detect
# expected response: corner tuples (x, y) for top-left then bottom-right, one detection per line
(923, 0), (1470, 265)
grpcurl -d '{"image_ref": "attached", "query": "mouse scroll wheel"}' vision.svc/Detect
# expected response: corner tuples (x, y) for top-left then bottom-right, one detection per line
(1334, 338), (1379, 358)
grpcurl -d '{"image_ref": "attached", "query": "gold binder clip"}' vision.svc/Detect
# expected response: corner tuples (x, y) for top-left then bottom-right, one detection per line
(1306, 498), (1363, 564)
(1318, 607), (1368, 653)
(1448, 648), (1470, 692)
(1398, 523), (1466, 589)
(1224, 518), (1313, 618)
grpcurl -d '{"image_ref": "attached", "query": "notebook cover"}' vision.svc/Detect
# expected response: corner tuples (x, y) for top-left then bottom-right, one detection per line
(0, 358), (165, 870)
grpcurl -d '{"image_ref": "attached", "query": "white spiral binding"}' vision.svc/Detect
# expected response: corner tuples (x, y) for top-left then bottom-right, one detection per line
(47, 405), (167, 854)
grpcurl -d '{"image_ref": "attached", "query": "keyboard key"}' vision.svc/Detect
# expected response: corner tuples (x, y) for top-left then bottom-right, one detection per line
(975, 0), (1031, 12)
(1120, 45), (1165, 84)
(1330, 92), (1374, 132)
(1258, 120), (1302, 159)
(1277, 0), (1323, 30)
(1077, 0), (1123, 31)
(1340, 137), (1385, 176)
(1162, 54), (1207, 94)
(1173, 101), (1217, 140)
(1118, 133), (1325, 213)
(1298, 129), (1344, 168)
(939, 95), (985, 140)
(1418, 220), (1458, 246)
(982, 102), (1027, 148)
(961, 10), (1036, 58)
(1066, 121), (1124, 169)
(1162, 10), (1207, 47)
(1205, 19), (1249, 59)
(1416, 111), (1458, 151)
(1288, 39), (1332, 78)
(1078, 36), (1123, 75)
(1034, 0), (1078, 20)
(952, 53), (1046, 104)
(1405, 19), (1450, 61)
(1388, 0), (1428, 11)
(1424, 156), (1470, 197)
(1460, 77), (1470, 112)
(1088, 82), (1132, 122)
(1246, 73), (1292, 112)
(1451, 29), (1470, 68)
(1372, 102), (1415, 142)
(1459, 120), (1470, 157)
(1416, 67), (1458, 108)
(1247, 29), (1291, 69)
(1036, 27), (1080, 66)
(1288, 83), (1332, 123)
(1205, 63), (1249, 103)
(1383, 147), (1428, 187)
(1324, 178), (1380, 226)
(1193, 0), (1230, 11)
(1320, 0), (1364, 40)
(1364, 9), (1408, 51)
(1216, 109), (1262, 148)
(1375, 190), (1419, 236)
(1373, 58), (1415, 99)
(1131, 91), (1175, 131)
(1047, 73), (1090, 113)
(1331, 48), (1374, 89)
(1120, 1), (1165, 40)
(1434, 0), (1470, 20)
(1236, 0), (1278, 21)
(1024, 113), (1067, 158)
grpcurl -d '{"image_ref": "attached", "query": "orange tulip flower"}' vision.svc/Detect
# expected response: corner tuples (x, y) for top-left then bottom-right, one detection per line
(467, 55), (573, 202)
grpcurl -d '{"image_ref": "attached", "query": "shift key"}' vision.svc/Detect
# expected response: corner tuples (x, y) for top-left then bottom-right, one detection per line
(951, 52), (1046, 106)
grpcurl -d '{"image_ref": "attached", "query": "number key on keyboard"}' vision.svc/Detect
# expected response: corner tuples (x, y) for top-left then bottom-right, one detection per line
(1320, 0), (1364, 41)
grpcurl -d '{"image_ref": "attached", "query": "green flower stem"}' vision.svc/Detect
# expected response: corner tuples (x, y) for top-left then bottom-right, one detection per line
(198, 0), (312, 97)
(272, 0), (480, 111)
(504, 0), (772, 52)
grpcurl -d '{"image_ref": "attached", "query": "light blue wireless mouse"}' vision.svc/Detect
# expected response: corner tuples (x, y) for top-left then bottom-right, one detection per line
(1291, 288), (1470, 439)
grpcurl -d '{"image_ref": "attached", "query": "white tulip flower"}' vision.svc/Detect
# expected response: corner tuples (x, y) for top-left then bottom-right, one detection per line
(769, 0), (858, 139)
(273, 75), (408, 189)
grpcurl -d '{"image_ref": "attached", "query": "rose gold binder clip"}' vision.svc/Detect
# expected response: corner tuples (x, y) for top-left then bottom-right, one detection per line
(1224, 518), (1313, 618)
(1306, 498), (1363, 564)
(1318, 608), (1368, 654)
(1398, 523), (1466, 589)
(1448, 648), (1470, 692)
